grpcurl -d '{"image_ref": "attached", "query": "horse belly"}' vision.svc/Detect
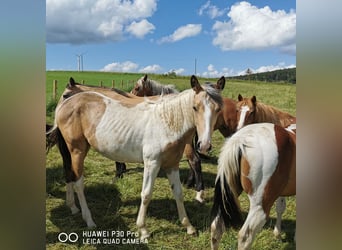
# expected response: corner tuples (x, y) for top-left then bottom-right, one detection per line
(92, 129), (144, 163)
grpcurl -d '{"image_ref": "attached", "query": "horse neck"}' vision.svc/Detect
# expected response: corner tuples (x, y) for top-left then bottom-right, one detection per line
(155, 90), (195, 133)
(148, 80), (175, 95)
(255, 102), (296, 127)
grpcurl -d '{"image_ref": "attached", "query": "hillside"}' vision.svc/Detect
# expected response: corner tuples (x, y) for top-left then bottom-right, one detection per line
(227, 67), (296, 84)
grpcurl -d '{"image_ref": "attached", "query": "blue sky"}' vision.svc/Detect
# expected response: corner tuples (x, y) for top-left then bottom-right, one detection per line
(46, 0), (296, 77)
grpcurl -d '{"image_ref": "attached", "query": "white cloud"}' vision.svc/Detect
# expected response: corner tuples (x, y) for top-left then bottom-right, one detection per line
(126, 19), (155, 39)
(201, 64), (235, 78)
(158, 24), (202, 44)
(166, 68), (185, 75)
(46, 0), (157, 44)
(101, 61), (139, 72)
(139, 64), (162, 73)
(212, 1), (296, 54)
(198, 1), (227, 19)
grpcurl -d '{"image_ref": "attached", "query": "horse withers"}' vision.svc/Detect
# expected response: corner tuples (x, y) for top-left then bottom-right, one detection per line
(210, 123), (296, 250)
(51, 75), (224, 239)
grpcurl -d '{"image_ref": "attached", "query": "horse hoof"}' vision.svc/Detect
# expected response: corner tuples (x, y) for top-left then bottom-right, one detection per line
(87, 221), (97, 228)
(273, 228), (282, 239)
(195, 190), (205, 203)
(187, 226), (197, 236)
(140, 228), (150, 240)
(71, 207), (80, 215)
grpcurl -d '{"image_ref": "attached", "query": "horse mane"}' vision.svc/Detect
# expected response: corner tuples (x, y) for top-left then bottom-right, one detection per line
(144, 78), (179, 95)
(255, 101), (296, 128)
(155, 85), (222, 133)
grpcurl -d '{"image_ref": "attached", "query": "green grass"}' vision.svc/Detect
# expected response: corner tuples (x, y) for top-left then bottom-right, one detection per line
(46, 71), (296, 249)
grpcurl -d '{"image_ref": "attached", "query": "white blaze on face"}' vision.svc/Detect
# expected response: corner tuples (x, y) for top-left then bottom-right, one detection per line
(237, 105), (250, 130)
(285, 123), (296, 133)
(199, 96), (212, 152)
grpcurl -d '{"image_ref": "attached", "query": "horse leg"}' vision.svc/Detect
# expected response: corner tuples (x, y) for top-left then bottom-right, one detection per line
(136, 161), (160, 240)
(73, 175), (96, 227)
(66, 182), (79, 214)
(238, 204), (267, 250)
(185, 143), (196, 188)
(273, 197), (286, 238)
(210, 215), (225, 250)
(115, 162), (127, 178)
(70, 148), (96, 228)
(184, 143), (204, 203)
(166, 167), (196, 235)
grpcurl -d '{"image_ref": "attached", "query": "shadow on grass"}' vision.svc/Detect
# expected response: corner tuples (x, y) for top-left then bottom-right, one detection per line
(46, 166), (150, 249)
(265, 217), (296, 249)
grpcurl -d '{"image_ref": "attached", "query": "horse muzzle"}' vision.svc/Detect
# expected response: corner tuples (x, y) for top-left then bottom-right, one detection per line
(196, 141), (212, 154)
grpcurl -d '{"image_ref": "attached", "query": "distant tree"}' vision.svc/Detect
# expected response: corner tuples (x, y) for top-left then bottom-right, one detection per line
(167, 70), (177, 78)
(246, 68), (253, 81)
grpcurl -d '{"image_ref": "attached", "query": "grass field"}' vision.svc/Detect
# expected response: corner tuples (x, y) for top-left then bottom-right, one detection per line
(46, 71), (296, 249)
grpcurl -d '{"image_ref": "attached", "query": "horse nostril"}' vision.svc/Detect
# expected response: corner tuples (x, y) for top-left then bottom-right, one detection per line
(208, 144), (212, 151)
(196, 141), (201, 150)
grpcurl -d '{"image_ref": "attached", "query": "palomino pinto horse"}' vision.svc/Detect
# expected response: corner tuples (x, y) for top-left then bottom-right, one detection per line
(46, 77), (167, 178)
(210, 123), (296, 250)
(130, 75), (238, 202)
(236, 94), (296, 237)
(46, 76), (227, 202)
(51, 76), (224, 239)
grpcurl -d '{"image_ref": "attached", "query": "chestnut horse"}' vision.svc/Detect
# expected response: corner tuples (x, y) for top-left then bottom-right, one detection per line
(236, 94), (296, 236)
(236, 94), (296, 132)
(50, 76), (224, 239)
(210, 123), (296, 250)
(130, 75), (238, 202)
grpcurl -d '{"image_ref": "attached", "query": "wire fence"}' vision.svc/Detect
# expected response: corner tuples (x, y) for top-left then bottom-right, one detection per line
(51, 79), (136, 100)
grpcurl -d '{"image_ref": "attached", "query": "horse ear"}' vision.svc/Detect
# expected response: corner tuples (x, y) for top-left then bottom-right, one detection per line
(252, 95), (257, 105)
(143, 74), (148, 82)
(69, 77), (76, 86)
(190, 75), (203, 93)
(216, 76), (225, 90)
(238, 94), (243, 101)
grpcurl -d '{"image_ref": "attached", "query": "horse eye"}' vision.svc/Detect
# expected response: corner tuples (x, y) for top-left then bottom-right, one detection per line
(193, 106), (198, 111)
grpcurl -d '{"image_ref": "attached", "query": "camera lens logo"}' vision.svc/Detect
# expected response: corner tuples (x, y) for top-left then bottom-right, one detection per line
(58, 232), (79, 243)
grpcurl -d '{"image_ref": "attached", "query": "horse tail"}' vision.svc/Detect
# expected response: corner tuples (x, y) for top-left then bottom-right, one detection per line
(55, 127), (76, 182)
(211, 137), (244, 229)
(46, 123), (58, 154)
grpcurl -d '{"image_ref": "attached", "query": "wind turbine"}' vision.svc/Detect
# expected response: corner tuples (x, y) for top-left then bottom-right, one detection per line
(75, 52), (86, 71)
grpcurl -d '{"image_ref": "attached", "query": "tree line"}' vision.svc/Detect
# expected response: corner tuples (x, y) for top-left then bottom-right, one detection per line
(227, 68), (296, 84)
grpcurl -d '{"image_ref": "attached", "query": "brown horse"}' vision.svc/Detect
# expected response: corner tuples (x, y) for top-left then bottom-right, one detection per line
(236, 94), (296, 237)
(236, 94), (296, 131)
(211, 123), (296, 250)
(130, 75), (238, 202)
(49, 76), (225, 238)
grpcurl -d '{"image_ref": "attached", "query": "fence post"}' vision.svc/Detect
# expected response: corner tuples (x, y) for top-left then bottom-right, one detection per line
(52, 80), (57, 101)
(99, 81), (103, 87)
(112, 80), (115, 88)
(121, 80), (124, 88)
